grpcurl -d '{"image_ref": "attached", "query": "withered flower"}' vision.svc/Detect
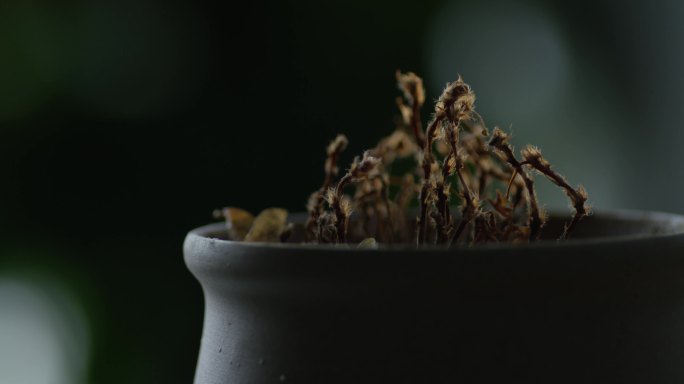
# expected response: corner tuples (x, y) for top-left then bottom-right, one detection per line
(436, 76), (476, 124)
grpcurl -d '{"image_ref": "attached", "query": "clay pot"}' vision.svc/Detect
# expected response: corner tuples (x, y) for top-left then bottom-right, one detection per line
(184, 210), (684, 383)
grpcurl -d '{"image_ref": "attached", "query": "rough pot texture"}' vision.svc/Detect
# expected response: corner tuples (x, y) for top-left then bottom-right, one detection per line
(184, 210), (684, 384)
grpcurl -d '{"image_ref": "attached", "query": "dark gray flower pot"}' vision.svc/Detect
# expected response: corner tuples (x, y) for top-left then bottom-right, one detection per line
(184, 210), (684, 384)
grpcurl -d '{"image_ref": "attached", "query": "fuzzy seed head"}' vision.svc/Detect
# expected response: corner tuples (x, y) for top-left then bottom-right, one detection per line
(577, 185), (588, 201)
(436, 76), (475, 123)
(488, 127), (510, 148)
(357, 237), (378, 249)
(521, 145), (550, 168)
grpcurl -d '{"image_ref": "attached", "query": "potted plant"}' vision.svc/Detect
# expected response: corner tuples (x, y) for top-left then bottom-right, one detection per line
(184, 72), (684, 383)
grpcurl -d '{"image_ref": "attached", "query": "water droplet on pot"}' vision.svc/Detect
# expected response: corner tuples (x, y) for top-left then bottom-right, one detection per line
(218, 347), (222, 353)
(279, 374), (286, 381)
(258, 358), (264, 365)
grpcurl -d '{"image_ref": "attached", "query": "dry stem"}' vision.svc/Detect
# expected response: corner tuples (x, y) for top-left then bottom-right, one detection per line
(418, 76), (476, 245)
(306, 135), (349, 240)
(417, 116), (444, 244)
(489, 128), (544, 241)
(521, 145), (590, 240)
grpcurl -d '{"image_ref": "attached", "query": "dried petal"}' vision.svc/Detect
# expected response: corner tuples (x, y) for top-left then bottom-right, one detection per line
(357, 237), (379, 249)
(244, 208), (288, 242)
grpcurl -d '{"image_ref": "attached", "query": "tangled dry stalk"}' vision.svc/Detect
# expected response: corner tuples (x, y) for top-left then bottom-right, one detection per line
(219, 71), (591, 246)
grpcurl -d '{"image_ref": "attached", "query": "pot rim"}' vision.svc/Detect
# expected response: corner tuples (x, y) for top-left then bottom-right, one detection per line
(186, 208), (684, 253)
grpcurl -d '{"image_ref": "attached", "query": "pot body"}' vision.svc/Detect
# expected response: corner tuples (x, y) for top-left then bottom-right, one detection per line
(184, 211), (684, 383)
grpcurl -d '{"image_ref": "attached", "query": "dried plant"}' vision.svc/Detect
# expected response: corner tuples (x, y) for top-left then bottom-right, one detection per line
(217, 71), (591, 247)
(416, 77), (478, 245)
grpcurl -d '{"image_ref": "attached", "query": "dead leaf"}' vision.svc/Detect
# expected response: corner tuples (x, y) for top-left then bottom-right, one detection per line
(215, 207), (254, 241)
(244, 208), (288, 242)
(357, 237), (378, 249)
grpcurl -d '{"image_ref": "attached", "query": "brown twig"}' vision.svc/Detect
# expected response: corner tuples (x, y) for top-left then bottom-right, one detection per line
(521, 145), (590, 240)
(417, 116), (443, 244)
(489, 128), (544, 241)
